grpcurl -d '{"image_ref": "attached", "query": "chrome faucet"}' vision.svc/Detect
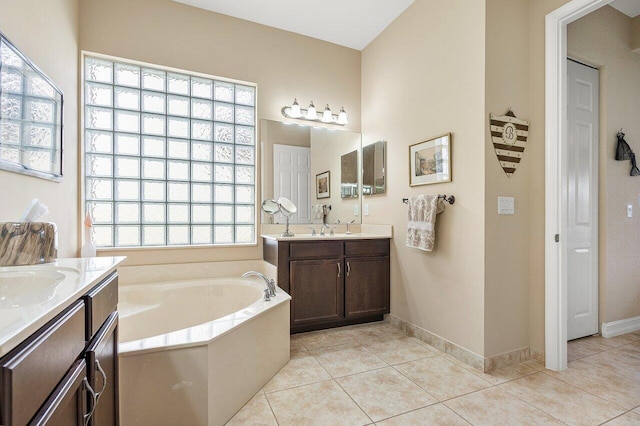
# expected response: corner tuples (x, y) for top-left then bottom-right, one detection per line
(242, 271), (276, 299)
(320, 223), (334, 236)
(345, 219), (355, 234)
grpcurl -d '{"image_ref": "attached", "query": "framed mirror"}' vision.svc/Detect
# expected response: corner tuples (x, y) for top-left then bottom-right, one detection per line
(261, 119), (361, 225)
(0, 32), (64, 181)
(362, 140), (386, 195)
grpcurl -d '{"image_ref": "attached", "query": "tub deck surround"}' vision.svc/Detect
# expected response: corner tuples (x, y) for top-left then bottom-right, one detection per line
(0, 256), (125, 356)
(118, 260), (291, 426)
(0, 222), (57, 266)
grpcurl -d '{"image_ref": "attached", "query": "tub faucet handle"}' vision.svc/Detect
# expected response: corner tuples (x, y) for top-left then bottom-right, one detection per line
(263, 288), (271, 302)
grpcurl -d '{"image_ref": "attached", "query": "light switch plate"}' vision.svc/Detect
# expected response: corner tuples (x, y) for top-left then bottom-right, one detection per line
(498, 196), (515, 215)
(354, 205), (360, 216)
(364, 204), (370, 216)
(628, 204), (633, 218)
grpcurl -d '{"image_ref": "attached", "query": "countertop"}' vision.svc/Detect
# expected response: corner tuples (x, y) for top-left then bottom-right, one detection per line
(261, 232), (391, 241)
(0, 256), (126, 357)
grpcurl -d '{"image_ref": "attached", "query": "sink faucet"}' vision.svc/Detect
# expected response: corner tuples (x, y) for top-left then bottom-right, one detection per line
(242, 271), (276, 299)
(320, 223), (335, 236)
(345, 219), (355, 234)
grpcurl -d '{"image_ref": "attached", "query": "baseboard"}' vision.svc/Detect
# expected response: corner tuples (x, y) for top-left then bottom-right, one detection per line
(601, 315), (640, 338)
(385, 314), (539, 372)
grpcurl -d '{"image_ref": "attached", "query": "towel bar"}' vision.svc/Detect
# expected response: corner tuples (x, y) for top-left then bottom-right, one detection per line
(402, 195), (455, 205)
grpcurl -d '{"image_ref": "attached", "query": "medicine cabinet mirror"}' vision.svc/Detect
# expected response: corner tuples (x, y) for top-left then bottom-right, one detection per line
(0, 32), (64, 181)
(362, 140), (386, 195)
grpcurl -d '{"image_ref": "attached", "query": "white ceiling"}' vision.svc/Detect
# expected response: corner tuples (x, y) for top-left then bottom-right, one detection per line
(172, 0), (415, 51)
(610, 0), (640, 18)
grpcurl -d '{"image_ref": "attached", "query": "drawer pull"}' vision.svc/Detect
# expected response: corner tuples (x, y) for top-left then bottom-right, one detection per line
(83, 378), (97, 426)
(95, 359), (108, 405)
(346, 261), (351, 277)
(337, 263), (341, 278)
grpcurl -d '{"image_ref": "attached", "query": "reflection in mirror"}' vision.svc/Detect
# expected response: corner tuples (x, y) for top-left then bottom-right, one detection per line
(261, 199), (280, 215)
(362, 141), (386, 195)
(341, 150), (358, 198)
(277, 196), (297, 215)
(261, 119), (361, 225)
(0, 32), (64, 181)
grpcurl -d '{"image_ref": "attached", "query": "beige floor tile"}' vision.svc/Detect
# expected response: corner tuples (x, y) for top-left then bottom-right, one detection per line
(267, 380), (371, 426)
(445, 386), (565, 425)
(263, 351), (331, 393)
(394, 356), (491, 401)
(375, 404), (469, 426)
(295, 328), (358, 350)
(545, 360), (640, 409)
(311, 342), (387, 377)
(567, 337), (610, 362)
(290, 334), (307, 352)
(345, 322), (407, 345)
(225, 393), (277, 426)
(581, 348), (640, 381)
(587, 334), (639, 349)
(465, 360), (546, 386)
(365, 336), (438, 365)
(336, 367), (437, 422)
(499, 372), (625, 425)
(635, 406), (640, 415)
(602, 411), (640, 425)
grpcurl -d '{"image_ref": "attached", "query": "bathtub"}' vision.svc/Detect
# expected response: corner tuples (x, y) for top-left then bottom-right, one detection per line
(117, 260), (291, 426)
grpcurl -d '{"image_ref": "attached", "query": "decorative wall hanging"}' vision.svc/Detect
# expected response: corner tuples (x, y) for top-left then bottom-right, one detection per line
(615, 130), (640, 176)
(490, 109), (529, 178)
(409, 133), (451, 186)
(316, 171), (330, 199)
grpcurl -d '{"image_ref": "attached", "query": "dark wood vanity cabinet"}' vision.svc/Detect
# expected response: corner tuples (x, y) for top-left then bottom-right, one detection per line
(0, 272), (119, 426)
(264, 237), (390, 333)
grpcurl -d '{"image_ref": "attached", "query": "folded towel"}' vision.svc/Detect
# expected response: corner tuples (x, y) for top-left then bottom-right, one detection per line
(406, 195), (444, 252)
(312, 204), (325, 223)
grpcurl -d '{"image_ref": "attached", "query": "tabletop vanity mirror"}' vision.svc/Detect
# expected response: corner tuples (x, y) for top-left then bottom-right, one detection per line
(261, 119), (362, 225)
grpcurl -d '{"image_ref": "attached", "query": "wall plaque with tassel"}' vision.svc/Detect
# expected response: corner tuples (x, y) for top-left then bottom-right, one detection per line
(615, 130), (640, 176)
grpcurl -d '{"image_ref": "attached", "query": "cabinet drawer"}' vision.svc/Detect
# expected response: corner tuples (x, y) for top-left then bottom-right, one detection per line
(345, 239), (389, 257)
(83, 272), (118, 339)
(290, 241), (342, 259)
(0, 301), (85, 426)
(86, 312), (118, 426)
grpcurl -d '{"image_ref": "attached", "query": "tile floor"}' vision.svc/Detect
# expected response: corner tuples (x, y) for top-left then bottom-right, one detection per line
(226, 322), (640, 425)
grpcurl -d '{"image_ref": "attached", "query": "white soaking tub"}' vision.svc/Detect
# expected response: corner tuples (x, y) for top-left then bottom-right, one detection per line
(117, 260), (290, 426)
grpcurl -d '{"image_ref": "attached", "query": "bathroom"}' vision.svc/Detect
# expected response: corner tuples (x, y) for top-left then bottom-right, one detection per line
(2, 0), (640, 424)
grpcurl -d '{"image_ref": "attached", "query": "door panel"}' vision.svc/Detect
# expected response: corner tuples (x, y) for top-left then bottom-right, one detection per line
(290, 259), (343, 325)
(273, 144), (311, 223)
(567, 59), (599, 341)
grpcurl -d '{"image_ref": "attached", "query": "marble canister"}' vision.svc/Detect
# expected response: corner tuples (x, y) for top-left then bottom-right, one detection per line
(0, 222), (57, 266)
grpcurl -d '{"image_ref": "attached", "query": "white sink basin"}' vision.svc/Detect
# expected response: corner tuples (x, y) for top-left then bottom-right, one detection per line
(0, 266), (80, 308)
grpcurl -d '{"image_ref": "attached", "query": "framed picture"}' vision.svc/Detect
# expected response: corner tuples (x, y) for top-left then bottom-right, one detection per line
(316, 171), (330, 199)
(409, 133), (452, 186)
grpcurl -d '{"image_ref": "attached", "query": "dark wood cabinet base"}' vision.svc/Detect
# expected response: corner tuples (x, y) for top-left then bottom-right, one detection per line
(290, 314), (385, 334)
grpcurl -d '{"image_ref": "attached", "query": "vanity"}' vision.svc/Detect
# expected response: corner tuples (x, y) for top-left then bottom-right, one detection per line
(0, 257), (125, 426)
(263, 234), (390, 333)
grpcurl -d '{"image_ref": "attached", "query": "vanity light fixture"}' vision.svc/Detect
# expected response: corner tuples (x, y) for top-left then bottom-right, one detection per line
(281, 99), (348, 126)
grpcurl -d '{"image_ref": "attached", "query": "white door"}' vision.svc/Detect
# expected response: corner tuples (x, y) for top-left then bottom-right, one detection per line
(566, 59), (599, 341)
(273, 144), (311, 223)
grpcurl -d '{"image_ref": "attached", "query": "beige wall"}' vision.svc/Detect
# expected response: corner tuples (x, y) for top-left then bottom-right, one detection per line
(79, 0), (361, 265)
(0, 0), (79, 258)
(484, 0), (531, 357)
(362, 0), (487, 356)
(569, 6), (640, 324)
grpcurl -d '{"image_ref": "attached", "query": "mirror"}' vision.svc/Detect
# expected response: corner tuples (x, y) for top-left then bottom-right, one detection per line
(261, 196), (297, 237)
(341, 150), (358, 198)
(261, 119), (361, 224)
(262, 199), (280, 214)
(362, 141), (386, 195)
(0, 32), (64, 181)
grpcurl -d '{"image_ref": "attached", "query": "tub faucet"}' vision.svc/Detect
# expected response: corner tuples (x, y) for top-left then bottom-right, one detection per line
(242, 271), (276, 297)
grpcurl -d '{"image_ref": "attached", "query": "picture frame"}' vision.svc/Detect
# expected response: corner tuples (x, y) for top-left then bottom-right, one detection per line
(316, 171), (330, 199)
(409, 133), (451, 186)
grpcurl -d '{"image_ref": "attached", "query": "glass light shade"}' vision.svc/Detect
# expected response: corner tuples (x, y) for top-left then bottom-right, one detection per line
(321, 104), (333, 123)
(289, 98), (302, 118)
(337, 106), (348, 125)
(306, 101), (317, 120)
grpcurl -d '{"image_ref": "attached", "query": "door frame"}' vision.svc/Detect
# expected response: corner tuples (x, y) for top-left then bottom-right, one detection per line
(545, 0), (611, 371)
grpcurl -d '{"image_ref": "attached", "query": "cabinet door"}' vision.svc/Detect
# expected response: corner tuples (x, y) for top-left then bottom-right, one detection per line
(345, 256), (390, 318)
(290, 259), (344, 325)
(29, 359), (89, 426)
(86, 312), (119, 426)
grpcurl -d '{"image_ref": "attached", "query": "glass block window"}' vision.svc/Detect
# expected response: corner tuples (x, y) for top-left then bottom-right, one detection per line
(84, 56), (256, 247)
